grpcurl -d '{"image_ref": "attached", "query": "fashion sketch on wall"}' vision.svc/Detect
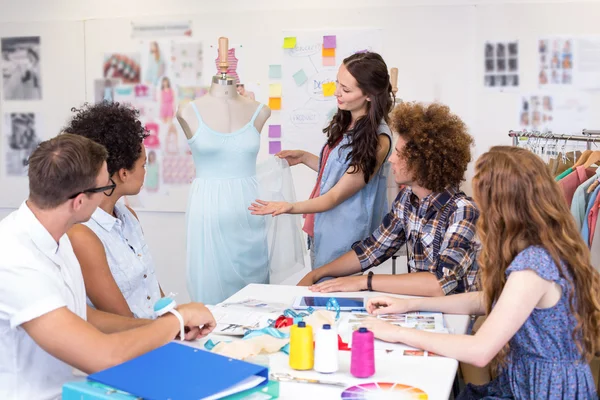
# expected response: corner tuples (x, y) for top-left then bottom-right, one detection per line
(1, 36), (42, 100)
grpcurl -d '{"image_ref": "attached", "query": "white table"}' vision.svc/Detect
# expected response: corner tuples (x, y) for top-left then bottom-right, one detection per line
(191, 284), (470, 400)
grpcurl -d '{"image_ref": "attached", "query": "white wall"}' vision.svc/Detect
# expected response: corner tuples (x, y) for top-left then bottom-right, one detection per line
(1, 0), (599, 302)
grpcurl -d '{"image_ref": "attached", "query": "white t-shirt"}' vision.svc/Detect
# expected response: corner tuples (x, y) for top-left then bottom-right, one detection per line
(0, 202), (87, 400)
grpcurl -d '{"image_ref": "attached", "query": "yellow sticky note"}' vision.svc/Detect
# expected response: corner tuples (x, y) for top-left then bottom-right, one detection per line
(283, 37), (297, 49)
(269, 83), (282, 97)
(322, 46), (335, 57)
(269, 97), (282, 110)
(322, 82), (336, 97)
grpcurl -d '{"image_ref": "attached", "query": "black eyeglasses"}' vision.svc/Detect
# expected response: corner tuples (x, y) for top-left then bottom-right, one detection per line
(68, 178), (117, 199)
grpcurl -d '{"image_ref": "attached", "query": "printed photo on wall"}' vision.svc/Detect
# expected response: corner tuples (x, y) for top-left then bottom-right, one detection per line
(483, 41), (519, 89)
(3, 113), (41, 176)
(236, 83), (255, 100)
(141, 41), (167, 87)
(1, 36), (42, 100)
(93, 78), (120, 103)
(170, 41), (203, 86)
(518, 92), (590, 135)
(103, 53), (141, 84)
(538, 37), (573, 86)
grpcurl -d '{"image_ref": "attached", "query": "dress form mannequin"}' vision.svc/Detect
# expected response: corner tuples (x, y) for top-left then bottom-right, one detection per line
(176, 37), (270, 139)
(178, 37), (273, 305)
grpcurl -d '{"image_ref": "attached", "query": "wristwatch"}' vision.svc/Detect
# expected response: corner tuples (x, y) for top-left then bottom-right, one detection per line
(367, 271), (374, 292)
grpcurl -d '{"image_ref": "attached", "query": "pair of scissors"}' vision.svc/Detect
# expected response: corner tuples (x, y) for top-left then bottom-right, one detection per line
(269, 372), (347, 387)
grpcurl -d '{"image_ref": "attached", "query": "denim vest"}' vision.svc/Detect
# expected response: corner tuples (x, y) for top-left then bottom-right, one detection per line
(312, 121), (392, 269)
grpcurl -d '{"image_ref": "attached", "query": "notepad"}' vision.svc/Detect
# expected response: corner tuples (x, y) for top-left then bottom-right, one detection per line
(88, 342), (269, 399)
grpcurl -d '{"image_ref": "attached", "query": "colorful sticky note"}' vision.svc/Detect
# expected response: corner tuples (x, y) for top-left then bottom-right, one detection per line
(322, 46), (335, 57)
(293, 69), (308, 86)
(269, 141), (281, 154)
(323, 35), (337, 49)
(269, 97), (282, 110)
(269, 83), (282, 97)
(323, 56), (336, 67)
(322, 82), (336, 97)
(269, 64), (282, 79)
(283, 37), (297, 49)
(268, 125), (281, 138)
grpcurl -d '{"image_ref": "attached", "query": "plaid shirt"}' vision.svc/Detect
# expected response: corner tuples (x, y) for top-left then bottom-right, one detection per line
(352, 186), (480, 294)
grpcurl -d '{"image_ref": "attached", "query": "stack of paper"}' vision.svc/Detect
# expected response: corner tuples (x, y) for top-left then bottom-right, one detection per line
(208, 298), (288, 336)
(347, 311), (447, 333)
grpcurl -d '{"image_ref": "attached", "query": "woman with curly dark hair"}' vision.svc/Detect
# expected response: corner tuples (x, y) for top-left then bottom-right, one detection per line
(250, 52), (393, 276)
(303, 101), (480, 296)
(64, 102), (164, 318)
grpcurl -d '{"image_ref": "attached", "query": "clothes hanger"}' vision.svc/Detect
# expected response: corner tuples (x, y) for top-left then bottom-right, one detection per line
(582, 150), (600, 169)
(573, 149), (593, 168)
(587, 142), (600, 193)
(587, 177), (600, 194)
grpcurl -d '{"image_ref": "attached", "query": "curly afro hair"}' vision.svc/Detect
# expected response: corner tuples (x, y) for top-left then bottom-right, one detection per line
(63, 102), (148, 176)
(391, 102), (474, 192)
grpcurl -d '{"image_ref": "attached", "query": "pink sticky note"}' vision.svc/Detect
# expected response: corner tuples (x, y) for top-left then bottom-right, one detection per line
(268, 125), (281, 138)
(323, 35), (337, 49)
(269, 141), (281, 154)
(323, 56), (336, 67)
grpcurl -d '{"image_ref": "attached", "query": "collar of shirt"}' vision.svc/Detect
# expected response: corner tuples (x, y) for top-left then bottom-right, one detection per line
(18, 201), (62, 261)
(90, 205), (124, 232)
(409, 186), (459, 218)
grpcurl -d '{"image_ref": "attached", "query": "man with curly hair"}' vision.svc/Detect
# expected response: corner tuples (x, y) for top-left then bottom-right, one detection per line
(299, 102), (480, 296)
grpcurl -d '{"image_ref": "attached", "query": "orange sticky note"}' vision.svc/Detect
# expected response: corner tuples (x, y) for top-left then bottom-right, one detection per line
(322, 46), (335, 57)
(269, 97), (282, 110)
(323, 56), (335, 67)
(322, 82), (336, 97)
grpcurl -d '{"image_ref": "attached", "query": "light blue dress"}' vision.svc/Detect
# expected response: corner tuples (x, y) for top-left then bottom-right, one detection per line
(186, 103), (268, 305)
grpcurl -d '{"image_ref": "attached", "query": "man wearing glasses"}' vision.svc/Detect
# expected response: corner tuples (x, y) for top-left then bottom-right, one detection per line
(0, 134), (216, 400)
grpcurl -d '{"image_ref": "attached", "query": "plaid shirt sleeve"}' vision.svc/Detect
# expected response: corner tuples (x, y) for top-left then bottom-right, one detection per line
(434, 199), (480, 294)
(351, 193), (407, 272)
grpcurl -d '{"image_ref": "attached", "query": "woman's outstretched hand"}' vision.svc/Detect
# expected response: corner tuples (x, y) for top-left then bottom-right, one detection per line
(249, 200), (293, 216)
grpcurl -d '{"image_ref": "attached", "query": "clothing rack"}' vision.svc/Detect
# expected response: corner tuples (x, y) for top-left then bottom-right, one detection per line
(509, 129), (600, 150)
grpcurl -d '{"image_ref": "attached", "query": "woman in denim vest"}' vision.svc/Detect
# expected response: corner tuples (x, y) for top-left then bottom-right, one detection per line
(250, 52), (393, 280)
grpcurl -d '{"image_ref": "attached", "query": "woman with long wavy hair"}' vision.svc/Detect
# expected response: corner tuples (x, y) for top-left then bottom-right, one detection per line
(360, 146), (600, 399)
(249, 52), (393, 276)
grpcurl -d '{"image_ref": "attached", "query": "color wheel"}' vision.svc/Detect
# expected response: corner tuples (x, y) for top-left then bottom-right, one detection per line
(341, 382), (428, 399)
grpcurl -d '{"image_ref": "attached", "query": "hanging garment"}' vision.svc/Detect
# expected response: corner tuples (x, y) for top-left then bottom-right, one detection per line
(570, 173), (599, 231)
(186, 103), (304, 305)
(590, 212), (600, 272)
(558, 166), (596, 207)
(256, 157), (306, 284)
(587, 193), (600, 246)
(581, 186), (600, 247)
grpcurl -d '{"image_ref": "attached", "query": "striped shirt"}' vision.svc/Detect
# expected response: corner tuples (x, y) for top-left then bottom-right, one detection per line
(352, 186), (480, 294)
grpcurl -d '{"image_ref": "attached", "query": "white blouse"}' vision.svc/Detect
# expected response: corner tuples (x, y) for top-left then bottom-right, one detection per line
(84, 203), (161, 319)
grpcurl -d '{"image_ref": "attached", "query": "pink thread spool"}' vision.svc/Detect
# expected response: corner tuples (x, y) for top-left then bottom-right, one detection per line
(350, 327), (375, 378)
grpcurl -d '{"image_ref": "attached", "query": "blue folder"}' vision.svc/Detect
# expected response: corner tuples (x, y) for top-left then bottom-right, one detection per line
(88, 342), (269, 400)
